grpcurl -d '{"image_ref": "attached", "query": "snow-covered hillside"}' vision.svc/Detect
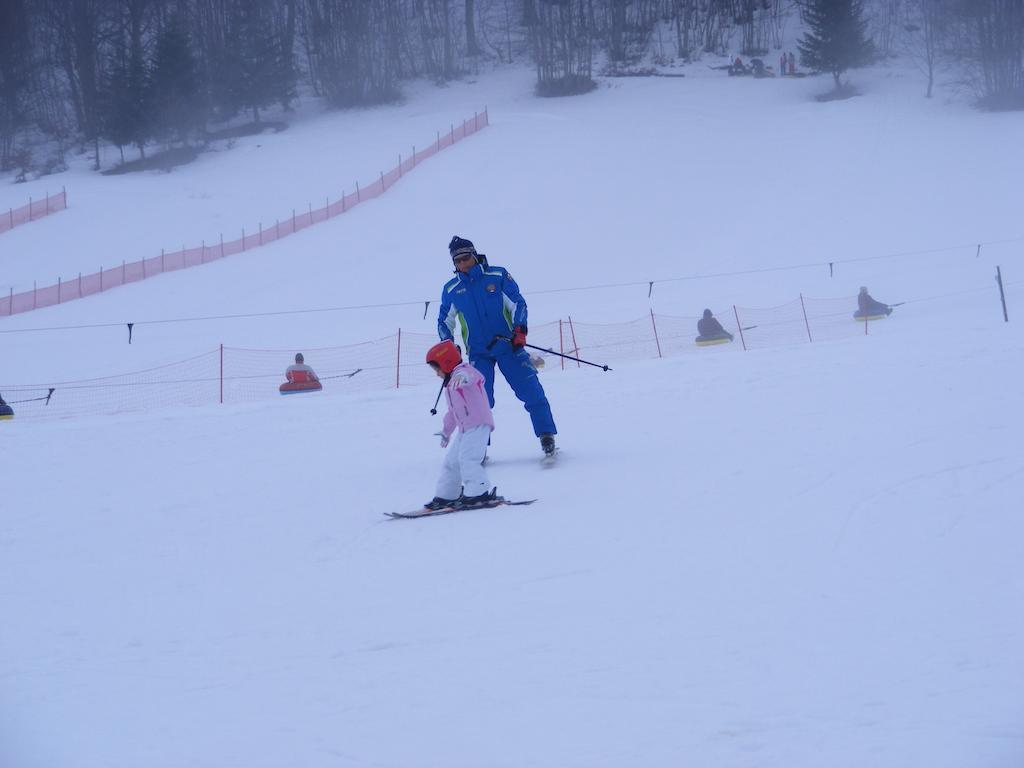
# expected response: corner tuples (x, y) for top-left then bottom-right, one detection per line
(2, 61), (1023, 768)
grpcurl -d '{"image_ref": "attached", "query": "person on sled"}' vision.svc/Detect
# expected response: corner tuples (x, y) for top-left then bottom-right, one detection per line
(423, 339), (498, 511)
(697, 309), (734, 341)
(856, 287), (893, 318)
(285, 353), (320, 384)
(437, 235), (557, 457)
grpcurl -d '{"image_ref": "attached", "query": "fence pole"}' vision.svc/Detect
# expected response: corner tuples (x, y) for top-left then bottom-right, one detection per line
(275, 220), (279, 239)
(45, 190), (49, 213)
(122, 260), (126, 283)
(474, 111), (479, 130)
(8, 287), (11, 315)
(200, 240), (205, 264)
(799, 293), (813, 342)
(78, 272), (82, 297)
(412, 145), (416, 167)
(380, 170), (385, 191)
(450, 123), (454, 144)
(220, 234), (224, 259)
(342, 192), (346, 213)
(356, 181), (361, 202)
(292, 209), (296, 232)
(396, 328), (402, 389)
(865, 311), (869, 335)
(100, 266), (103, 292)
(258, 222), (263, 246)
(9, 208), (13, 229)
(996, 266), (1009, 322)
(28, 197), (32, 222)
(650, 309), (663, 358)
(220, 344), (224, 404)
(436, 130), (440, 151)
(559, 319), (565, 371)
(398, 154), (402, 178)
(568, 316), (581, 368)
(242, 228), (246, 251)
(733, 305), (747, 351)
(57, 276), (61, 304)
(33, 280), (37, 309)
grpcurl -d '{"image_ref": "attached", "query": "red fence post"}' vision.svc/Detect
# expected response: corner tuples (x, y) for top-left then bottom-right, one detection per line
(799, 293), (813, 343)
(568, 316), (580, 368)
(220, 344), (224, 404)
(650, 309), (663, 358)
(733, 305), (748, 351)
(396, 328), (402, 389)
(559, 319), (565, 371)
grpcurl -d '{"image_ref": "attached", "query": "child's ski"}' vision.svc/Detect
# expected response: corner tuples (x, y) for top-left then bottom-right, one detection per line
(385, 499), (537, 520)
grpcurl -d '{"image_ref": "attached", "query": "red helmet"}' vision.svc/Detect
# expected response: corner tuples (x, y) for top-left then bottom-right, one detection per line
(425, 340), (462, 374)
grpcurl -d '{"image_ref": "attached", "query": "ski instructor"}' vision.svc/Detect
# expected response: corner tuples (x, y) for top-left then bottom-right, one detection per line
(437, 235), (558, 457)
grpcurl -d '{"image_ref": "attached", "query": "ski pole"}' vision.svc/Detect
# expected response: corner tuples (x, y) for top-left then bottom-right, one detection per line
(487, 334), (612, 371)
(429, 374), (450, 415)
(889, 302), (906, 308)
(741, 325), (758, 331)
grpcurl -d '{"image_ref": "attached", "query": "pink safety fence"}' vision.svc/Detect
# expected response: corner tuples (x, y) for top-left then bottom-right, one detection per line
(0, 188), (68, 235)
(0, 295), (907, 423)
(0, 111), (489, 317)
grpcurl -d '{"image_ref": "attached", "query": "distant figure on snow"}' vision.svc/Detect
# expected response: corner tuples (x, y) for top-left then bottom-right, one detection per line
(855, 287), (893, 319)
(729, 57), (748, 76)
(280, 352), (322, 395)
(696, 309), (734, 344)
(788, 52), (796, 75)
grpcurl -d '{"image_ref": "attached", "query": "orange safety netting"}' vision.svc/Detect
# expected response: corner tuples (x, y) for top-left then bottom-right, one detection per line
(0, 189), (68, 235)
(0, 113), (488, 317)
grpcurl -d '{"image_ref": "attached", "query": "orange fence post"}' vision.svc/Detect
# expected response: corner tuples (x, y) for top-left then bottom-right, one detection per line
(800, 293), (813, 342)
(559, 319), (565, 371)
(396, 328), (402, 389)
(568, 316), (580, 367)
(734, 305), (747, 351)
(650, 309), (663, 358)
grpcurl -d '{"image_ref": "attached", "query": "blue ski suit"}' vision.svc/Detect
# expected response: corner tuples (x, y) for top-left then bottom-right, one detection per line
(437, 260), (557, 437)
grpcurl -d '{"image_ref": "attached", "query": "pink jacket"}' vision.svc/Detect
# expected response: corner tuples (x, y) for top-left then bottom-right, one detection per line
(441, 362), (495, 439)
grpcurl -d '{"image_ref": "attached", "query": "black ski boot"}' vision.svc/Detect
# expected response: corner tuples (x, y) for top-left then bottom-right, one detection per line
(423, 496), (458, 511)
(540, 433), (556, 456)
(456, 487), (500, 508)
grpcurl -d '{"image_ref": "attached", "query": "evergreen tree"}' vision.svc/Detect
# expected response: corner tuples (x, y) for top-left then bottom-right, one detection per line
(230, 1), (295, 122)
(102, 41), (150, 161)
(149, 22), (204, 144)
(798, 0), (876, 88)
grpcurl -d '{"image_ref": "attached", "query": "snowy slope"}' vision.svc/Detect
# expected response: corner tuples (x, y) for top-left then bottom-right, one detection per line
(2, 61), (1024, 768)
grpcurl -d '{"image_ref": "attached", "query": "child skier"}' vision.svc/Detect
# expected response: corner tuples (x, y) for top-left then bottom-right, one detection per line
(423, 340), (498, 510)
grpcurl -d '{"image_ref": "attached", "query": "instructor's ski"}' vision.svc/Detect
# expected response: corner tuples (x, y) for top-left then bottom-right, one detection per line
(385, 499), (537, 520)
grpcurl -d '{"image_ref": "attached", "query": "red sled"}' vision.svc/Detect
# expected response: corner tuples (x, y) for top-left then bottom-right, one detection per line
(279, 380), (322, 395)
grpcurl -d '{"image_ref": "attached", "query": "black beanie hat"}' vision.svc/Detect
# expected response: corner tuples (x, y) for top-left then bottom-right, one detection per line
(449, 235), (476, 259)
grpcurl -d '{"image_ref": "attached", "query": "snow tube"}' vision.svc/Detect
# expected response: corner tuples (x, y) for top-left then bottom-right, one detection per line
(695, 334), (733, 347)
(279, 380), (323, 395)
(852, 309), (892, 321)
(0, 403), (13, 420)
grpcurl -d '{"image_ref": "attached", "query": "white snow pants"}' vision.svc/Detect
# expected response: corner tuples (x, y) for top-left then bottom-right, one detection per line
(435, 425), (492, 500)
